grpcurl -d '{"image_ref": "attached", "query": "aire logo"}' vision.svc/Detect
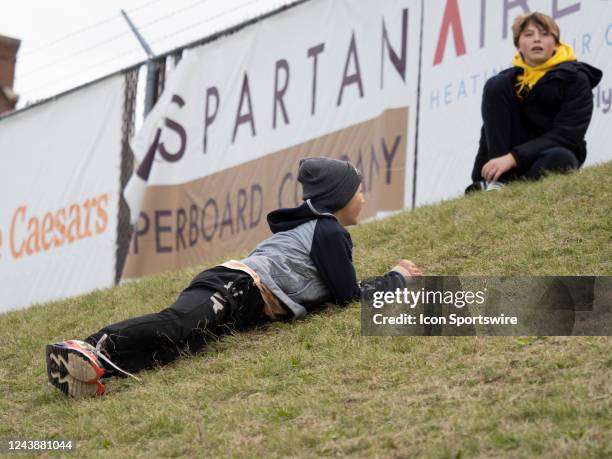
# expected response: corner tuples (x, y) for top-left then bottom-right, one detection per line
(433, 0), (581, 65)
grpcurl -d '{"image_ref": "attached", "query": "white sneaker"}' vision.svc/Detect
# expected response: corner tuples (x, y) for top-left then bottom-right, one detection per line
(485, 181), (505, 191)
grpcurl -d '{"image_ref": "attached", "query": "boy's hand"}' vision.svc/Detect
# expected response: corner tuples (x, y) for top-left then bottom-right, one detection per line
(392, 259), (423, 279)
(481, 153), (515, 181)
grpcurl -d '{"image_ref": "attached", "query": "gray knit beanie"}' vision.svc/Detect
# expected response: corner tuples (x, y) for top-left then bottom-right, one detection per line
(298, 157), (362, 212)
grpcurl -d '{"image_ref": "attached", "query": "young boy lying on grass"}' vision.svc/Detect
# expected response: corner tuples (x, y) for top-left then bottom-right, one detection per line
(46, 157), (422, 397)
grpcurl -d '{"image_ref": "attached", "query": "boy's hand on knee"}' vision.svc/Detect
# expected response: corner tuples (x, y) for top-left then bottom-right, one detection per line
(393, 259), (423, 279)
(481, 153), (516, 181)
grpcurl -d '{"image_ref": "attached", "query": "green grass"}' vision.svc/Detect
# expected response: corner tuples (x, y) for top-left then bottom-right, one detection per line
(1, 163), (611, 458)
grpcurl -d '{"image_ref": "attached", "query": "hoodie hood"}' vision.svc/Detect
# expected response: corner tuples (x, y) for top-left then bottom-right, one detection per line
(266, 200), (336, 233)
(512, 42), (576, 96)
(501, 59), (603, 89)
(510, 43), (602, 98)
(569, 61), (603, 88)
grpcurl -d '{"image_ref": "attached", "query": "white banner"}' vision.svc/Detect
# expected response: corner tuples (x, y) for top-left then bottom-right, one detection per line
(0, 75), (123, 312)
(124, 0), (421, 278)
(416, 0), (612, 205)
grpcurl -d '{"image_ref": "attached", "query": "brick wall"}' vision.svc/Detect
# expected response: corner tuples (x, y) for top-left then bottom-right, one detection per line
(0, 34), (21, 114)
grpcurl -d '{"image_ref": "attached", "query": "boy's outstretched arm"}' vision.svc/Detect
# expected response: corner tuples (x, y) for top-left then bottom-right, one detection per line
(310, 219), (421, 306)
(359, 260), (421, 303)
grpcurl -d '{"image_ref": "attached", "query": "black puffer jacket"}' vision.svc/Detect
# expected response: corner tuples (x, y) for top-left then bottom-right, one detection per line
(498, 61), (602, 167)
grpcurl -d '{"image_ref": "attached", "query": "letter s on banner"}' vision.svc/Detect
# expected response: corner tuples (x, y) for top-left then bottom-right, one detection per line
(124, 95), (186, 225)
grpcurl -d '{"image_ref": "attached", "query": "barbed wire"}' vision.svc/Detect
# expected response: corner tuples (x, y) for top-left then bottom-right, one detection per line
(20, 47), (144, 98)
(146, 0), (264, 50)
(133, 0), (214, 36)
(17, 32), (133, 80)
(18, 0), (276, 99)
(18, 0), (166, 58)
(16, 0), (213, 81)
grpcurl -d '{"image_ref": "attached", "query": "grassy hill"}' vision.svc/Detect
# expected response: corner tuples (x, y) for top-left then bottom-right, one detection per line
(1, 163), (611, 458)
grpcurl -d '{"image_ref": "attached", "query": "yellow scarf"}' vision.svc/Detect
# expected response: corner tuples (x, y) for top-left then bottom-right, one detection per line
(512, 42), (576, 98)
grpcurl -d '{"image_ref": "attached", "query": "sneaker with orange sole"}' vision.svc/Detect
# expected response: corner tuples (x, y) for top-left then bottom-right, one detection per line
(45, 340), (106, 397)
(45, 334), (140, 398)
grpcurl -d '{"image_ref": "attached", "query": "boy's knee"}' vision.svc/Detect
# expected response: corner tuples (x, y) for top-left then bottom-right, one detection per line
(526, 147), (579, 179)
(540, 147), (579, 169)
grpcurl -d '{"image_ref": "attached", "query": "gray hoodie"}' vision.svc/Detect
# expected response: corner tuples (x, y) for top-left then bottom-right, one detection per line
(241, 200), (406, 318)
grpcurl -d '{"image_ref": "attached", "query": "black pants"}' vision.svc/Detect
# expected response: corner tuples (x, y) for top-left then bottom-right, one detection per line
(85, 268), (268, 374)
(471, 74), (579, 182)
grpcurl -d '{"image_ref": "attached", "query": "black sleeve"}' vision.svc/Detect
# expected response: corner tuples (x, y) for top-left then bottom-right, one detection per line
(310, 218), (359, 305)
(512, 72), (594, 167)
(310, 218), (407, 306)
(471, 125), (489, 182)
(359, 271), (407, 300)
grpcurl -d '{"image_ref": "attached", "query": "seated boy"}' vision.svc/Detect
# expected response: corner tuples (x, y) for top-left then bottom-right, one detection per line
(46, 157), (421, 397)
(467, 11), (602, 192)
